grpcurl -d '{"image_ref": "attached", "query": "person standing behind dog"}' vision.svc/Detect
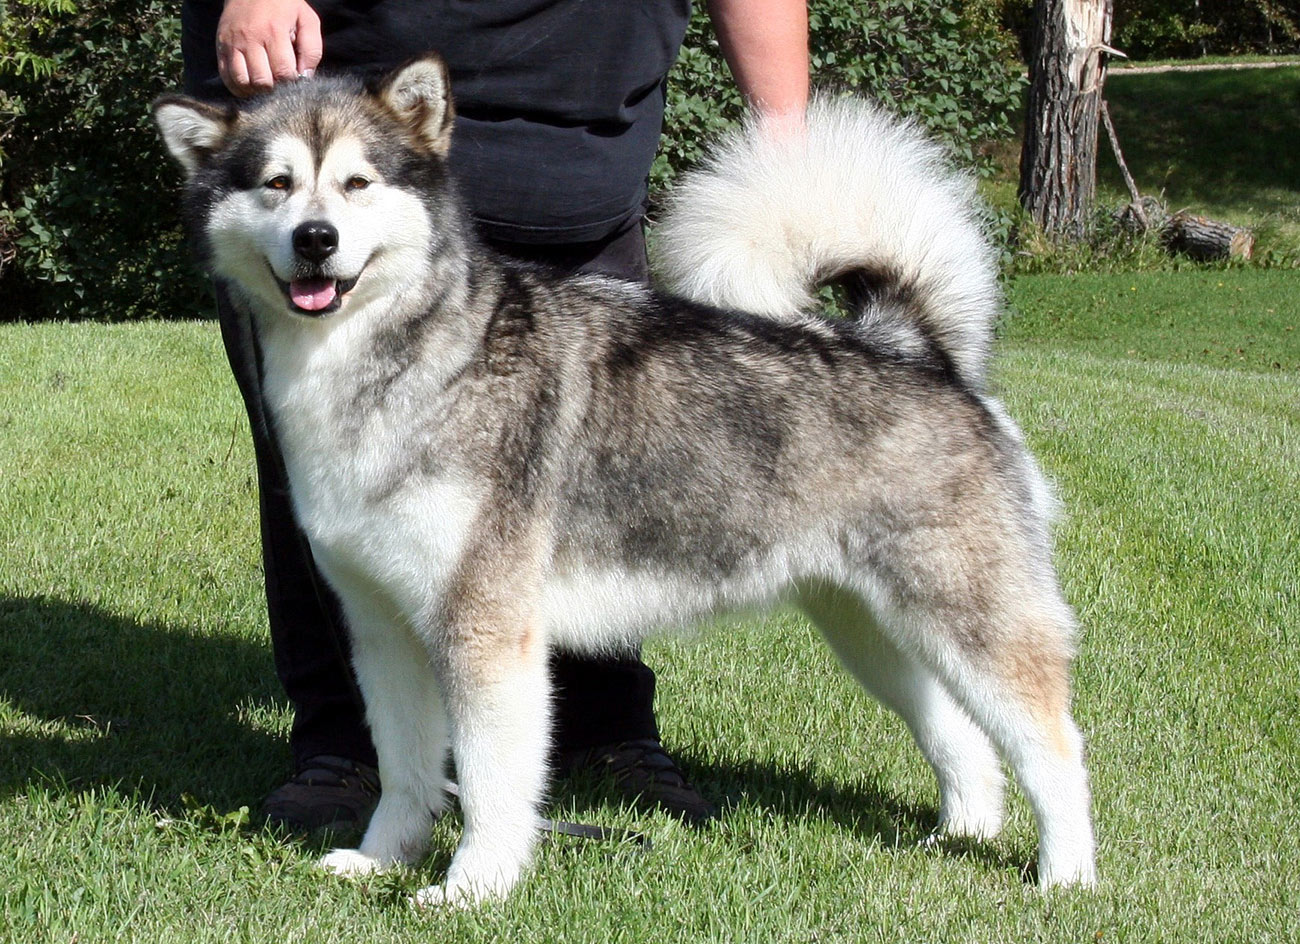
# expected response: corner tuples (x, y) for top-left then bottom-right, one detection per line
(178, 0), (808, 833)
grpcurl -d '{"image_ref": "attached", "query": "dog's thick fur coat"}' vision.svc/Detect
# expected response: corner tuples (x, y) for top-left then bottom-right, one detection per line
(156, 55), (1096, 905)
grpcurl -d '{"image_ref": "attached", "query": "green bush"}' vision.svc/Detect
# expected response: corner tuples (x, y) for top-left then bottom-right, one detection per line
(1112, 0), (1300, 59)
(655, 0), (1026, 193)
(1113, 11), (1219, 60)
(1, 1), (208, 322)
(2, 0), (1026, 322)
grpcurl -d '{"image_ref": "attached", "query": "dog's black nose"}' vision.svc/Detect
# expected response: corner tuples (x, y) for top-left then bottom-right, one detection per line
(292, 221), (339, 263)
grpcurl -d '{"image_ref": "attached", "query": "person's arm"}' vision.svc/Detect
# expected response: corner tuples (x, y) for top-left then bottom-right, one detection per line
(706, 0), (809, 126)
(216, 0), (324, 98)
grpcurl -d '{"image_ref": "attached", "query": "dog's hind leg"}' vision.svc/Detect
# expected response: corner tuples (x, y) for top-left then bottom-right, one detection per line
(318, 587), (449, 877)
(798, 583), (1005, 842)
(847, 549), (1097, 889)
(940, 640), (1096, 889)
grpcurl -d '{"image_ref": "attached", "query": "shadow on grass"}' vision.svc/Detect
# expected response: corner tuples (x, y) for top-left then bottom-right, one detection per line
(551, 748), (1028, 878)
(0, 595), (286, 813)
(678, 750), (1029, 875)
(0, 595), (1028, 876)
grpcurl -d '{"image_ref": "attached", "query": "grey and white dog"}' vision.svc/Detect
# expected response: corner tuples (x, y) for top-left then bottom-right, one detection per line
(155, 54), (1096, 905)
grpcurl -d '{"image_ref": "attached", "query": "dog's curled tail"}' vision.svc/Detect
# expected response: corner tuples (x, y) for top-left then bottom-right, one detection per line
(655, 96), (1000, 390)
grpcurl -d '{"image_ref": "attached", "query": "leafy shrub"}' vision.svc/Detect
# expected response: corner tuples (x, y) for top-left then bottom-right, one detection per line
(654, 0), (1026, 195)
(1112, 0), (1300, 59)
(1113, 11), (1219, 60)
(1, 0), (77, 280)
(1, 0), (206, 322)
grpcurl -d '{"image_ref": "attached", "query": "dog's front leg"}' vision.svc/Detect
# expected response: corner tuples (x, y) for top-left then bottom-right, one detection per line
(317, 579), (451, 878)
(415, 584), (551, 908)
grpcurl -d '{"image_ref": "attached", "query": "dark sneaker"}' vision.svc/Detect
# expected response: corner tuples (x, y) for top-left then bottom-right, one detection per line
(262, 755), (381, 834)
(557, 738), (717, 823)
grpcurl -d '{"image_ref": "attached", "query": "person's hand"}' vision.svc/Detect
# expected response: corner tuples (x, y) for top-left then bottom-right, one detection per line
(216, 0), (323, 98)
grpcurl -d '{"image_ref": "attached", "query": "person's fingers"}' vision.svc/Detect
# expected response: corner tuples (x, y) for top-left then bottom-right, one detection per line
(240, 43), (277, 95)
(218, 48), (253, 98)
(266, 29), (300, 85)
(294, 6), (323, 77)
(216, 0), (314, 96)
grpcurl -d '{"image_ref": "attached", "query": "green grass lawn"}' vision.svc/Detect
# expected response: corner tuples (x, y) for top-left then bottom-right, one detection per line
(1, 267), (1298, 940)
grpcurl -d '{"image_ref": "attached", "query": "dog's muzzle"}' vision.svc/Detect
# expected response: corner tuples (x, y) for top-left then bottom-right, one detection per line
(279, 220), (358, 315)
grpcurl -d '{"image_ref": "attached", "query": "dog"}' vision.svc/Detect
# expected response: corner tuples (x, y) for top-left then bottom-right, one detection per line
(154, 54), (1096, 905)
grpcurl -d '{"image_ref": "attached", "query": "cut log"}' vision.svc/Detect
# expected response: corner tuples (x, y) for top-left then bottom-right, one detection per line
(1163, 212), (1255, 261)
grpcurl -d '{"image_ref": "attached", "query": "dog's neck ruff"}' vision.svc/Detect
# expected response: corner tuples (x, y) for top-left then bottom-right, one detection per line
(245, 252), (484, 441)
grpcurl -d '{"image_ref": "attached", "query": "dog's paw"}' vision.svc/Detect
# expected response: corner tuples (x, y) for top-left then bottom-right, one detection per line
(1038, 856), (1098, 890)
(412, 868), (515, 910)
(936, 794), (1004, 842)
(917, 830), (945, 850)
(919, 811), (1002, 852)
(319, 848), (387, 877)
(412, 882), (481, 910)
(936, 812), (1003, 843)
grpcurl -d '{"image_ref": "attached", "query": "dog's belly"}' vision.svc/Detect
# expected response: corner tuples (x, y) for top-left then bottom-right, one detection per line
(539, 548), (817, 652)
(287, 436), (838, 653)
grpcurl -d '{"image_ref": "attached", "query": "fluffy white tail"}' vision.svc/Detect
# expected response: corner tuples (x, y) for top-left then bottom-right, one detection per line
(655, 97), (1000, 390)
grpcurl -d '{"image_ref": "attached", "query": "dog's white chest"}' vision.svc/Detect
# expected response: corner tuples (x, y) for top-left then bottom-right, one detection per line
(259, 322), (480, 594)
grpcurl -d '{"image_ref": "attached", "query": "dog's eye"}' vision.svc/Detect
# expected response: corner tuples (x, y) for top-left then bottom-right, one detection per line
(264, 175), (292, 191)
(345, 176), (371, 191)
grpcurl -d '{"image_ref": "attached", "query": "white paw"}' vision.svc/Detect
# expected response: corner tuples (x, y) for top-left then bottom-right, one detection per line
(319, 848), (387, 877)
(919, 814), (1001, 850)
(412, 882), (482, 910)
(411, 864), (517, 909)
(1039, 857), (1098, 890)
(936, 788), (1005, 842)
(937, 812), (1003, 842)
(917, 830), (944, 850)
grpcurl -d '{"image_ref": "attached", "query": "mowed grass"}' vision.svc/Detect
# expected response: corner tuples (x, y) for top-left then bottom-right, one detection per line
(1, 270), (1298, 941)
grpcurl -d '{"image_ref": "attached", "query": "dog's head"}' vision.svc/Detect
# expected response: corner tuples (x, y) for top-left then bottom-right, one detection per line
(155, 55), (459, 318)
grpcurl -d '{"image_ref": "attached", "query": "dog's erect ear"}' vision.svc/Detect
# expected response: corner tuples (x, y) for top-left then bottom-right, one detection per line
(154, 95), (236, 176)
(376, 55), (455, 156)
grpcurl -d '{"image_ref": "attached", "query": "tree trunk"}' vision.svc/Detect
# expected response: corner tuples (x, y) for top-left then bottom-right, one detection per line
(1019, 0), (1116, 239)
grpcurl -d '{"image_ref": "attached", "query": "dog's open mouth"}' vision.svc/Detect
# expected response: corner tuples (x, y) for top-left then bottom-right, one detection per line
(277, 275), (360, 315)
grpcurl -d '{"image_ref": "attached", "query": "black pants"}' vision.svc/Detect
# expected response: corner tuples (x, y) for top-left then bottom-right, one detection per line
(218, 221), (659, 771)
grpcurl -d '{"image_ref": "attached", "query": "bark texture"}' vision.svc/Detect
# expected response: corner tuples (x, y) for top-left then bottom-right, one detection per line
(1165, 212), (1255, 261)
(1019, 0), (1116, 239)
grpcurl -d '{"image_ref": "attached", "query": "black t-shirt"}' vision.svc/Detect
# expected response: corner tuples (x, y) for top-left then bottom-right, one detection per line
(181, 0), (693, 243)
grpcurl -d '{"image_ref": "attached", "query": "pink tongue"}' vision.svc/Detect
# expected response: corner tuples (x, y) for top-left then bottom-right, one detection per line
(290, 278), (338, 311)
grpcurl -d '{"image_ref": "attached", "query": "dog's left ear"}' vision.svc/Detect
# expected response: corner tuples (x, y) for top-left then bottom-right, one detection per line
(154, 95), (237, 176)
(377, 55), (455, 157)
